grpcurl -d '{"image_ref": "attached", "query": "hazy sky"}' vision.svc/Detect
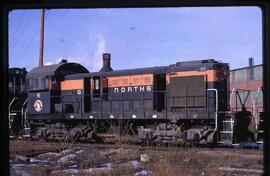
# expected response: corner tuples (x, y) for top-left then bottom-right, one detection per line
(8, 7), (262, 72)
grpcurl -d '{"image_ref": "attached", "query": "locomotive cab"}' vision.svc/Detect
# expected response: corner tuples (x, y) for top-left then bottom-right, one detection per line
(26, 62), (89, 120)
(9, 67), (28, 98)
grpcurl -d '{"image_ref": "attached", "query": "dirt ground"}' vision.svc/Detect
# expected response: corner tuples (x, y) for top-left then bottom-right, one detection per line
(9, 139), (263, 176)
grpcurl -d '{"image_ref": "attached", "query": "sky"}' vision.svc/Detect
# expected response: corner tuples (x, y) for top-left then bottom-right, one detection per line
(8, 7), (262, 72)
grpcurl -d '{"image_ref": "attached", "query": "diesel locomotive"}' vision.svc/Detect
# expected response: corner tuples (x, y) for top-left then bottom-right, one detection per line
(25, 54), (255, 145)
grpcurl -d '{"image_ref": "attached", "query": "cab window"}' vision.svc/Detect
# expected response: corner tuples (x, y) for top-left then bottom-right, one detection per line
(27, 76), (49, 91)
(93, 77), (101, 98)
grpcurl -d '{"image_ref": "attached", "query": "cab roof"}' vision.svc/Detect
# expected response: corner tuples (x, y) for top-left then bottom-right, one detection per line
(26, 62), (89, 79)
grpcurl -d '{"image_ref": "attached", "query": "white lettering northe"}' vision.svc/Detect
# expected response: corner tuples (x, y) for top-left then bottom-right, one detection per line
(113, 86), (152, 94)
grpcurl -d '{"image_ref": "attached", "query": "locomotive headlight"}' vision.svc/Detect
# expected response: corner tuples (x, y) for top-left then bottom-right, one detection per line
(132, 114), (136, 118)
(152, 114), (157, 119)
(89, 115), (93, 119)
(110, 115), (114, 119)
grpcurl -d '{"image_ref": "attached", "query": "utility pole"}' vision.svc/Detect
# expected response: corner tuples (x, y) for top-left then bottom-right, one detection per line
(39, 9), (45, 67)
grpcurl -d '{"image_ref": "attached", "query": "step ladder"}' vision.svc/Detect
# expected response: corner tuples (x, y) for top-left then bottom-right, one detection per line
(9, 98), (29, 137)
(219, 116), (234, 144)
(9, 110), (22, 136)
(22, 127), (31, 138)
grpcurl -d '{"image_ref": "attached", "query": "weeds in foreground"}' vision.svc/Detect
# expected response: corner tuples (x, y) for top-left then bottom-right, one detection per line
(56, 135), (77, 152)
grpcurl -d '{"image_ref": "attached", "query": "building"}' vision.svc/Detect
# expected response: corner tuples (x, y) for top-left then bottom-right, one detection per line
(229, 58), (263, 131)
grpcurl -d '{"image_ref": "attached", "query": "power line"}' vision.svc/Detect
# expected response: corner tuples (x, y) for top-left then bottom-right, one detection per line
(17, 28), (39, 64)
(11, 11), (33, 50)
(10, 11), (26, 44)
(15, 10), (50, 66)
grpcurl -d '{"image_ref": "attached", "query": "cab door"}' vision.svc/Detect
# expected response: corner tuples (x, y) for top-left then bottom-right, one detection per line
(84, 77), (91, 113)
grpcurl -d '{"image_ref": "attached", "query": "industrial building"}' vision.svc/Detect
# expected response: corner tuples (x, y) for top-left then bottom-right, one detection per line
(229, 58), (263, 135)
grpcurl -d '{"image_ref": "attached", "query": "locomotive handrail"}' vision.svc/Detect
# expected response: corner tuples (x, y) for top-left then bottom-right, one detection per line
(52, 89), (217, 121)
(207, 89), (218, 131)
(90, 91), (166, 119)
(21, 98), (28, 128)
(105, 90), (210, 118)
(9, 97), (17, 113)
(24, 108), (28, 128)
(9, 97), (17, 129)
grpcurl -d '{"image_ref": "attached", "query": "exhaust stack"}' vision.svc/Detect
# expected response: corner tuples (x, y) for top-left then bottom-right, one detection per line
(100, 53), (113, 72)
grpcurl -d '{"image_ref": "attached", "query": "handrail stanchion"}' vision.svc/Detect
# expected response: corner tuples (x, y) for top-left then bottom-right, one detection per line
(9, 97), (17, 130)
(165, 91), (167, 119)
(143, 92), (145, 119)
(80, 92), (82, 118)
(121, 93), (124, 119)
(24, 109), (28, 128)
(206, 90), (209, 118)
(207, 89), (218, 132)
(21, 99), (28, 128)
(131, 93), (133, 115)
(110, 96), (112, 114)
(185, 91), (188, 118)
(100, 94), (102, 118)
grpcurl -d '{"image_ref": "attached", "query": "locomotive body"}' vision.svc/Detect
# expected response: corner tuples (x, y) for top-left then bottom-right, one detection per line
(26, 54), (251, 144)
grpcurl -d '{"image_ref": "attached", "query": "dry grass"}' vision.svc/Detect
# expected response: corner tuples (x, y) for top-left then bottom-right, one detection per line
(9, 139), (59, 160)
(142, 147), (263, 176)
(10, 136), (263, 176)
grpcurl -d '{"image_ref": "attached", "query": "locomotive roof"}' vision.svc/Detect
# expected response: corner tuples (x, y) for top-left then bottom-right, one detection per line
(65, 66), (168, 80)
(65, 59), (227, 80)
(96, 66), (169, 76)
(9, 67), (28, 75)
(26, 62), (89, 78)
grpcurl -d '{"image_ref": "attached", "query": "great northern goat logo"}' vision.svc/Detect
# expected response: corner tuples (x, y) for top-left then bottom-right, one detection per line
(34, 99), (43, 112)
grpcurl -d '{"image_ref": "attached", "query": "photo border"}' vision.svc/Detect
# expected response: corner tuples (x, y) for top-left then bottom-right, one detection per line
(1, 1), (269, 175)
